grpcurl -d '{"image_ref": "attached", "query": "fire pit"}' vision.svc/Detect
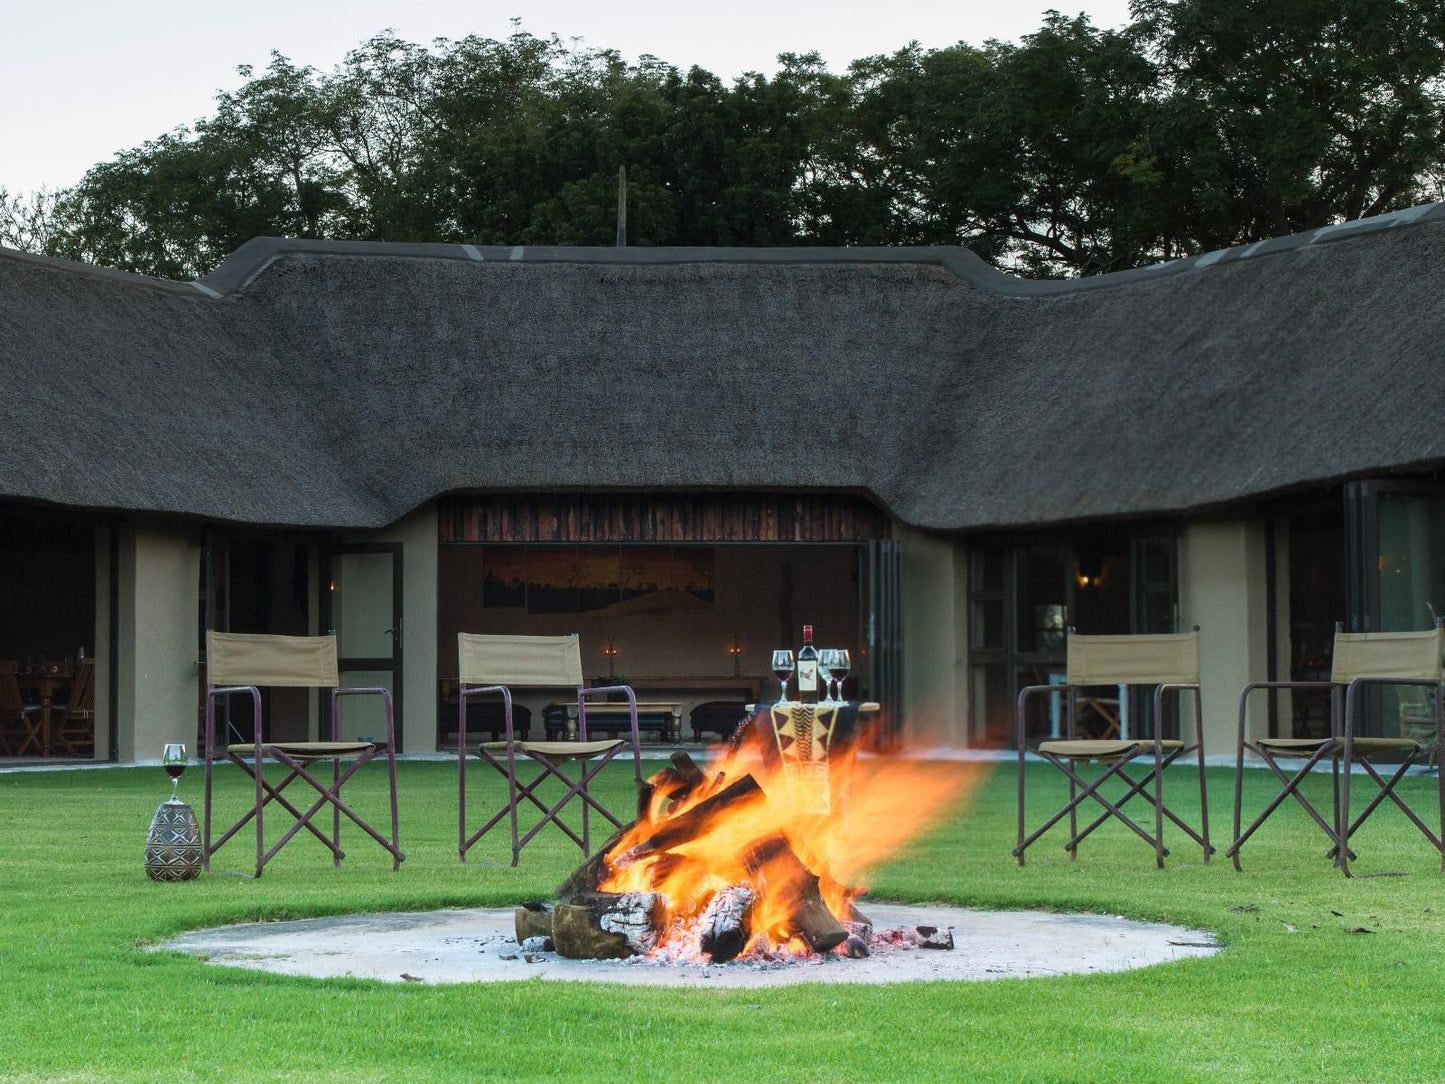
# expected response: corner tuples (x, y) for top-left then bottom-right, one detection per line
(158, 904), (1219, 986)
(516, 703), (980, 965)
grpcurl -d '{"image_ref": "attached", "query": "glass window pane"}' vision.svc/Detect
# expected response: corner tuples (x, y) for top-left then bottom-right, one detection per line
(972, 547), (1006, 593)
(335, 670), (395, 744)
(971, 598), (1005, 651)
(1016, 545), (1067, 654)
(970, 663), (1010, 744)
(333, 552), (394, 658)
(1377, 492), (1445, 632)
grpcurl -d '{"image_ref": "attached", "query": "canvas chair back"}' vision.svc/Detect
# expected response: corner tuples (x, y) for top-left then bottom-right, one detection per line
(1330, 627), (1444, 684)
(68, 660), (95, 714)
(1066, 632), (1200, 687)
(458, 633), (584, 688)
(206, 632), (340, 689)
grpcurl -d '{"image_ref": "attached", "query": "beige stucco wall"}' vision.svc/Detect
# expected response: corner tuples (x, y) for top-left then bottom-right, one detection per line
(117, 519), (201, 761)
(1178, 514), (1270, 757)
(342, 505), (438, 754)
(898, 524), (968, 746)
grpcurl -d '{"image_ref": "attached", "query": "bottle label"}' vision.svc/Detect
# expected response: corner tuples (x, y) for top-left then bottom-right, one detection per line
(797, 660), (818, 692)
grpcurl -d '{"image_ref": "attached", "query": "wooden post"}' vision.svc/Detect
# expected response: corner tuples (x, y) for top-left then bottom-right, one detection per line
(616, 165), (627, 247)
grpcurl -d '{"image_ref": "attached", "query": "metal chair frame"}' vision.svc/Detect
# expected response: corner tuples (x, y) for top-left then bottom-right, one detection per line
(1014, 631), (1212, 869)
(201, 635), (403, 879)
(457, 634), (643, 867)
(1228, 629), (1445, 876)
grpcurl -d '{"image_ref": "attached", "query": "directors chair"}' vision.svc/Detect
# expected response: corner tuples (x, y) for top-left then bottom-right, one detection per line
(203, 632), (403, 878)
(1228, 622), (1444, 876)
(1015, 630), (1211, 868)
(457, 633), (642, 867)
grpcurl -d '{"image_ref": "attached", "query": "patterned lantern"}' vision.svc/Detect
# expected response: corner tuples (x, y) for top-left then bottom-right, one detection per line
(145, 798), (202, 881)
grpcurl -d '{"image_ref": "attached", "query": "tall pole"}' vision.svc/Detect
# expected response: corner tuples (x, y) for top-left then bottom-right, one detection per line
(616, 164), (627, 247)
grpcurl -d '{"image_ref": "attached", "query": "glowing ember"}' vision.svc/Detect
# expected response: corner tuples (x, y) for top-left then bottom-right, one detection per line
(595, 709), (981, 962)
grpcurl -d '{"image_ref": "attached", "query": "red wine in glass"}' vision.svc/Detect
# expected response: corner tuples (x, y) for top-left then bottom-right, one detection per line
(162, 743), (187, 800)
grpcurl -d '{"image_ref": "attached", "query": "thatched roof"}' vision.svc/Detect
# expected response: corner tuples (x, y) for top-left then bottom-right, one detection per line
(2, 203), (1443, 532)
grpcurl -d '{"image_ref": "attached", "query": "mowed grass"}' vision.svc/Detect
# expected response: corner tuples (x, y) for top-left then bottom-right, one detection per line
(3, 758), (1445, 1082)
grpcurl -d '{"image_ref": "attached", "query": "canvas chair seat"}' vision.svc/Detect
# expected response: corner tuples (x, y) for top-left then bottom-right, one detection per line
(1016, 631), (1211, 869)
(1255, 736), (1420, 758)
(1228, 624), (1445, 877)
(228, 741), (377, 761)
(479, 738), (623, 759)
(1038, 739), (1185, 762)
(458, 633), (644, 867)
(202, 632), (403, 879)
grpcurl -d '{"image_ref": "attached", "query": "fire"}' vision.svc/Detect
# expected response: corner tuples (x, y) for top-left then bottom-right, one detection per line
(598, 711), (983, 960)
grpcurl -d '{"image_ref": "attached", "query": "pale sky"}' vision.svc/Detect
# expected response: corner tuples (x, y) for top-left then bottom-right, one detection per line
(0, 0), (1134, 195)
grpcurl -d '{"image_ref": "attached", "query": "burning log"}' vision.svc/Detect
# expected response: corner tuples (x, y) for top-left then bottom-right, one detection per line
(698, 885), (758, 963)
(553, 891), (664, 959)
(743, 834), (847, 954)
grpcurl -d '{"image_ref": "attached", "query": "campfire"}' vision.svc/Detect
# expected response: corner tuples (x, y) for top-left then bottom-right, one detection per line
(513, 705), (975, 964)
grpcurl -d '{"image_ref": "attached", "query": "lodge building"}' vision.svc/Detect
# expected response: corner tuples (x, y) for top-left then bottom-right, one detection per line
(2, 203), (1442, 762)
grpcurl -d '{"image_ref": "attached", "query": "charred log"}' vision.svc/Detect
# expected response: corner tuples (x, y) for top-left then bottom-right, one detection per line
(552, 891), (664, 959)
(556, 822), (634, 901)
(514, 901), (555, 943)
(670, 750), (707, 791)
(839, 934), (870, 958)
(878, 925), (956, 950)
(698, 884), (757, 963)
(611, 775), (763, 868)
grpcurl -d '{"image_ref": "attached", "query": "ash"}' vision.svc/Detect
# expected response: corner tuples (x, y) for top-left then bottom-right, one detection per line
(538, 915), (957, 971)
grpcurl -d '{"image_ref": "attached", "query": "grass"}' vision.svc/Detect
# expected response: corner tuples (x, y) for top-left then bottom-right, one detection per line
(2, 758), (1445, 1082)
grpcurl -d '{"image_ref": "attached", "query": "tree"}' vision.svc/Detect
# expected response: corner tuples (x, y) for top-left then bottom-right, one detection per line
(1134, 0), (1445, 241)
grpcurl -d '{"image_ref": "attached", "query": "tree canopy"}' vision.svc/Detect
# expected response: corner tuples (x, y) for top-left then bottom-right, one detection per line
(4, 1), (1443, 279)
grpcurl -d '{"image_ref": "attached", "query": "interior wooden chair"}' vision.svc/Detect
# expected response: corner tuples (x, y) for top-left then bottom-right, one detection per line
(202, 632), (404, 878)
(54, 659), (95, 756)
(1228, 622), (1444, 876)
(0, 661), (43, 757)
(1014, 629), (1212, 868)
(457, 633), (642, 867)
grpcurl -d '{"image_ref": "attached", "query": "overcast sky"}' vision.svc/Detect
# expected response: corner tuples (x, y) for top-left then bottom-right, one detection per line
(0, 0), (1134, 194)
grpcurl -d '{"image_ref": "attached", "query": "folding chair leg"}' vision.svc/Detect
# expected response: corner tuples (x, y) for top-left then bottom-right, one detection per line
(1226, 745), (1341, 866)
(1068, 751), (1205, 854)
(1014, 755), (1164, 860)
(1195, 689), (1212, 863)
(1068, 774), (1078, 863)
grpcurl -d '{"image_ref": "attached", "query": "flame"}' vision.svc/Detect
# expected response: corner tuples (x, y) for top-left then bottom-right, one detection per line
(599, 711), (984, 959)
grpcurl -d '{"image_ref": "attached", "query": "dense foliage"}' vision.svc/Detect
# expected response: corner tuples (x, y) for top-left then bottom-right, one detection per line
(3, 1), (1443, 279)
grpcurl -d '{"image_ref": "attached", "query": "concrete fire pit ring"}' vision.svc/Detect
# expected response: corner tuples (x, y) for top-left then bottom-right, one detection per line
(158, 902), (1219, 987)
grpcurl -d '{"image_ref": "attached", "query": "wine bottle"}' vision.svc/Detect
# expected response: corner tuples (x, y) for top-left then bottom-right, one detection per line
(796, 624), (819, 705)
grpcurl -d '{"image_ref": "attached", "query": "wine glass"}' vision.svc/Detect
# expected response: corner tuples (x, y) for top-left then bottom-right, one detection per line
(771, 649), (795, 704)
(162, 743), (187, 802)
(818, 649), (839, 703)
(822, 649), (851, 703)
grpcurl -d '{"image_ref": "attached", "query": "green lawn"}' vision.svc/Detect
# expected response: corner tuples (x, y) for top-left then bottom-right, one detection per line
(3, 759), (1444, 1082)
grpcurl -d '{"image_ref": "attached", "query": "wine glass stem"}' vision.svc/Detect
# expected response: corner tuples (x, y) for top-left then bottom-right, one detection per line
(171, 778), (178, 800)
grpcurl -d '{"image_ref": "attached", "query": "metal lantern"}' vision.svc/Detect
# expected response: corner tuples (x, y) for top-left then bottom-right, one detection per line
(144, 797), (202, 881)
